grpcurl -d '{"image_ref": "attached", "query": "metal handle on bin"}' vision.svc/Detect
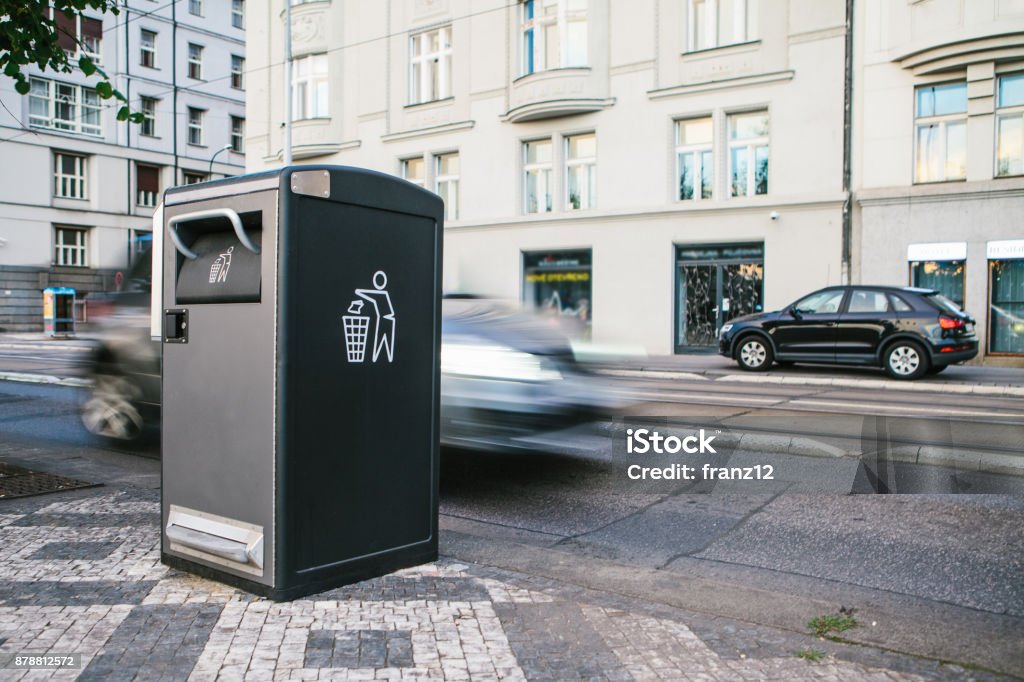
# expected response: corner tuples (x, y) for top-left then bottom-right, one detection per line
(168, 208), (260, 260)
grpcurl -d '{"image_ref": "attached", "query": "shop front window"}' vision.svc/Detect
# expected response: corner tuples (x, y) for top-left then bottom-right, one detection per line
(523, 249), (592, 330)
(910, 260), (964, 308)
(989, 258), (1024, 355)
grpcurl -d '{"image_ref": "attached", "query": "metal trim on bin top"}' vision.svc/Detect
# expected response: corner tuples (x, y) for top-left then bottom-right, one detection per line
(164, 174), (280, 206)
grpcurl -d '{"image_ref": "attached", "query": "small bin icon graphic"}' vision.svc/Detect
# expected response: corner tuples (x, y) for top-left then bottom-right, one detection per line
(342, 315), (370, 362)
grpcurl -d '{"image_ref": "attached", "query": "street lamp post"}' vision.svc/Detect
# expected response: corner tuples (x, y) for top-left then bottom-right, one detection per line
(208, 144), (233, 178)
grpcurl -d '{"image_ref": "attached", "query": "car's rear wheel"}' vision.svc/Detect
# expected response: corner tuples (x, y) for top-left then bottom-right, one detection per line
(883, 341), (929, 380)
(81, 374), (144, 441)
(736, 336), (774, 372)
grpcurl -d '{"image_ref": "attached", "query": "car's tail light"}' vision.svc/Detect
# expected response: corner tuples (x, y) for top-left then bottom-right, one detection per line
(939, 316), (965, 330)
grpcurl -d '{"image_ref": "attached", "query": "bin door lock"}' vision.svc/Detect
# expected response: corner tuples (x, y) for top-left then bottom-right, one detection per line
(164, 309), (188, 343)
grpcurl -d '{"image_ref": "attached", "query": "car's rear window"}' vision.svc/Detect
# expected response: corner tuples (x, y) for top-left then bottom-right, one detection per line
(889, 294), (913, 312)
(925, 292), (962, 315)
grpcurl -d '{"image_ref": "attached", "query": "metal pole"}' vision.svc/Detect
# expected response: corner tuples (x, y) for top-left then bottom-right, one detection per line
(283, 0), (293, 166)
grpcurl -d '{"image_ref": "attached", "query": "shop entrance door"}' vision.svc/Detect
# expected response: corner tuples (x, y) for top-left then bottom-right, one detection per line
(675, 244), (764, 352)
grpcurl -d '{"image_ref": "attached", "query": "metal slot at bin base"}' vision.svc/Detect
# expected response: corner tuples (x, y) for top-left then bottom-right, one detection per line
(166, 505), (264, 577)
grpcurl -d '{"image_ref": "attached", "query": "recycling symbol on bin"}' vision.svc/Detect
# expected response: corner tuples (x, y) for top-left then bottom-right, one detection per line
(343, 270), (396, 364)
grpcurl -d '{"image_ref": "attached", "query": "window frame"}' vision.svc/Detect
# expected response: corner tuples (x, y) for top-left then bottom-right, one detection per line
(53, 226), (89, 267)
(140, 29), (157, 68)
(727, 110), (769, 197)
(231, 0), (245, 29)
(139, 97), (157, 137)
(53, 152), (88, 200)
(688, 0), (756, 52)
(564, 132), (596, 210)
(291, 54), (329, 120)
(520, 0), (589, 76)
(136, 163), (160, 208)
(409, 26), (452, 105)
(675, 116), (714, 201)
(29, 78), (102, 137)
(187, 107), (205, 146)
(231, 55), (245, 90)
(230, 116), (245, 153)
(187, 43), (204, 80)
(183, 171), (207, 185)
(401, 156), (426, 187)
(51, 10), (103, 65)
(188, 0), (203, 17)
(434, 152), (460, 221)
(996, 72), (1024, 178)
(523, 138), (554, 214)
(913, 81), (968, 184)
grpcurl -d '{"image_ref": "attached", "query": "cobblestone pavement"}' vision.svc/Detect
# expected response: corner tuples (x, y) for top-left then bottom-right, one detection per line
(0, 488), (1002, 681)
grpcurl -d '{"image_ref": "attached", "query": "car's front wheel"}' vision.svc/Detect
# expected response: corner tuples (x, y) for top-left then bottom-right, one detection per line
(883, 341), (929, 380)
(736, 336), (774, 372)
(81, 374), (144, 441)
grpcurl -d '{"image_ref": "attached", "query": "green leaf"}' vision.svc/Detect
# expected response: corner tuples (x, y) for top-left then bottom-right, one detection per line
(116, 106), (130, 122)
(14, 79), (30, 95)
(4, 62), (19, 78)
(95, 80), (113, 98)
(78, 56), (96, 76)
(129, 112), (145, 124)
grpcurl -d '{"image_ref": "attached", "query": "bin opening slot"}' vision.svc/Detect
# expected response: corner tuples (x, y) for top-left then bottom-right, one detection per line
(174, 211), (262, 304)
(166, 507), (264, 570)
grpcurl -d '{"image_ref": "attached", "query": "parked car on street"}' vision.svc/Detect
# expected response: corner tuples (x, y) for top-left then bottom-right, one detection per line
(81, 253), (626, 449)
(718, 286), (978, 379)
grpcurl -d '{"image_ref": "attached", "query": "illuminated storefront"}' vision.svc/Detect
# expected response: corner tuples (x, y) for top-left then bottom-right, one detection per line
(522, 250), (592, 329)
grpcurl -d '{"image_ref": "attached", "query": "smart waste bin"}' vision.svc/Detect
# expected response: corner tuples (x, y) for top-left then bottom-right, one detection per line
(160, 166), (443, 600)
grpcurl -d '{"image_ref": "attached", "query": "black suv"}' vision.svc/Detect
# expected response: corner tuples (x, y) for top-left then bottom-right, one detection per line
(718, 286), (978, 379)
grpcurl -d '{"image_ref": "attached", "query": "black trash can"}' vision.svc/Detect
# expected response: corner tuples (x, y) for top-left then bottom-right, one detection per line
(160, 166), (443, 601)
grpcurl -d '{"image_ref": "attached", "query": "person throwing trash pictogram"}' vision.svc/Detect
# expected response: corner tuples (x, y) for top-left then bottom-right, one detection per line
(351, 270), (395, 363)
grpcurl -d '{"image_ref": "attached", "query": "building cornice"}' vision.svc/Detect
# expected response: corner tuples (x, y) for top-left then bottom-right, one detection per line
(445, 193), (847, 232)
(856, 178), (1024, 207)
(380, 120), (475, 143)
(893, 31), (1024, 76)
(647, 70), (795, 100)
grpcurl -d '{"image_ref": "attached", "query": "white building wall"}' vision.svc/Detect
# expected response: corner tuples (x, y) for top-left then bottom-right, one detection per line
(248, 0), (848, 355)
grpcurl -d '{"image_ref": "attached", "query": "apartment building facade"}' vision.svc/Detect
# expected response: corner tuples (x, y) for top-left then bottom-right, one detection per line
(247, 0), (848, 355)
(853, 0), (1024, 363)
(0, 0), (247, 331)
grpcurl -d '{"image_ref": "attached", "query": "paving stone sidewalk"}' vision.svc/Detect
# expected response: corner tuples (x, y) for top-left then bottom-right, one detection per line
(0, 487), (1002, 681)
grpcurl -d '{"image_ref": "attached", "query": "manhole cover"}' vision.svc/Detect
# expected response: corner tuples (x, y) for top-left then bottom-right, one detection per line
(0, 467), (100, 500)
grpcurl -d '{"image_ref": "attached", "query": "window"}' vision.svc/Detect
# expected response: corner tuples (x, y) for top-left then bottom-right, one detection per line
(996, 73), (1024, 177)
(689, 0), (757, 51)
(990, 257), (1024, 354)
(915, 82), (967, 183)
(728, 111), (768, 197)
(848, 290), (890, 314)
(524, 139), (553, 214)
(676, 117), (713, 201)
(435, 153), (459, 221)
(53, 153), (87, 199)
(565, 133), (596, 210)
(140, 97), (157, 136)
(53, 11), (103, 64)
(793, 290), (844, 315)
(231, 55), (245, 90)
(137, 164), (160, 208)
(189, 0), (203, 16)
(187, 43), (203, 80)
(29, 78), (101, 136)
(231, 0), (245, 29)
(140, 29), (156, 67)
(889, 295), (913, 313)
(183, 171), (207, 185)
(521, 0), (588, 75)
(911, 260), (964, 308)
(523, 250), (592, 326)
(402, 157), (425, 187)
(410, 27), (452, 104)
(54, 227), (88, 267)
(291, 54), (328, 120)
(187, 107), (204, 146)
(230, 116), (245, 153)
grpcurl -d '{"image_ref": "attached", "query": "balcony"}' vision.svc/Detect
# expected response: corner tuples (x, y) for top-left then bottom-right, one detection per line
(502, 68), (614, 123)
